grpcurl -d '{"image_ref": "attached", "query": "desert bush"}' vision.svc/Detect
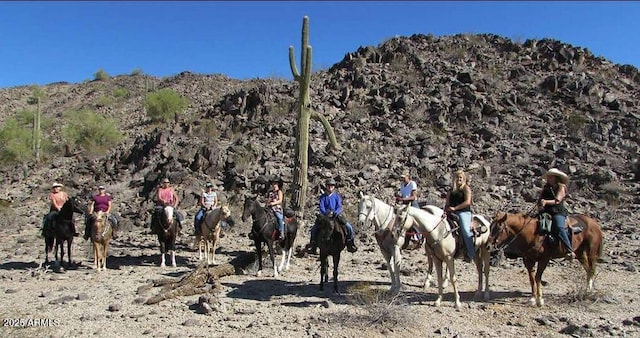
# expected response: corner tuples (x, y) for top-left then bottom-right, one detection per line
(62, 108), (123, 154)
(0, 117), (32, 163)
(95, 95), (115, 107)
(113, 87), (130, 99)
(566, 111), (588, 133)
(344, 282), (415, 329)
(130, 68), (143, 76)
(145, 89), (188, 123)
(94, 68), (110, 81)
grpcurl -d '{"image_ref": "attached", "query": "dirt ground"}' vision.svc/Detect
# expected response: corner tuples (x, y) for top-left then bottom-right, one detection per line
(0, 210), (639, 338)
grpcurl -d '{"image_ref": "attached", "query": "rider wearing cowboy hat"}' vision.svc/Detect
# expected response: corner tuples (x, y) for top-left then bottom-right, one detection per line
(306, 178), (358, 254)
(538, 168), (575, 260)
(44, 182), (79, 237)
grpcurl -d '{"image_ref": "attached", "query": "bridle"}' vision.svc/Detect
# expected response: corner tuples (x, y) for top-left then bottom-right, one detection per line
(358, 196), (394, 231)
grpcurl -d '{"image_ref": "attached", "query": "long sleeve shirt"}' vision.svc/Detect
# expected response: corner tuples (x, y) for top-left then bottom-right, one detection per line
(319, 192), (343, 215)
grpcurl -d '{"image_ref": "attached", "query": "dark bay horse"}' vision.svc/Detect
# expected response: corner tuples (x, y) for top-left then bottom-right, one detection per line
(151, 206), (178, 267)
(315, 214), (346, 293)
(489, 211), (603, 306)
(44, 197), (86, 269)
(242, 196), (298, 277)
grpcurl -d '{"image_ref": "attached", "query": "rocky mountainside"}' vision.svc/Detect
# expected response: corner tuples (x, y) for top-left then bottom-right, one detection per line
(1, 33), (638, 236)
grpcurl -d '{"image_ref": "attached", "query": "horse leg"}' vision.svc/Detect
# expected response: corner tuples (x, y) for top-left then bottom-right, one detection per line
(446, 258), (461, 310)
(391, 244), (403, 293)
(268, 242), (278, 278)
(534, 259), (550, 307)
(320, 253), (327, 291)
(93, 242), (99, 271)
(482, 246), (491, 300)
(255, 240), (263, 277)
(473, 248), (483, 299)
(170, 236), (177, 267)
(171, 250), (177, 267)
(212, 226), (221, 265)
(333, 252), (341, 294)
(523, 258), (537, 306)
(159, 240), (166, 268)
(434, 258), (444, 307)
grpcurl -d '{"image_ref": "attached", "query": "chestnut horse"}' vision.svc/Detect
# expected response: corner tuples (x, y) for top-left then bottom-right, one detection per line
(489, 212), (603, 306)
(90, 211), (112, 271)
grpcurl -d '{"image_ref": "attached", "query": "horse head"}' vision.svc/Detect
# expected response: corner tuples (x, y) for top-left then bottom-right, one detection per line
(357, 192), (375, 228)
(220, 205), (231, 220)
(242, 195), (258, 223)
(316, 214), (340, 244)
(488, 211), (509, 250)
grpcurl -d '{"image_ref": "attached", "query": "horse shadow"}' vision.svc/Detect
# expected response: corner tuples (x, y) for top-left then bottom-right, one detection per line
(0, 261), (40, 271)
(400, 281), (527, 305)
(104, 253), (196, 270)
(223, 279), (391, 306)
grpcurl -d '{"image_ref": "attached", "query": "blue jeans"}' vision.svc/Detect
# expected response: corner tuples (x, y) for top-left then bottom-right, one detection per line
(455, 211), (474, 260)
(274, 211), (284, 234)
(310, 218), (354, 242)
(552, 214), (572, 252)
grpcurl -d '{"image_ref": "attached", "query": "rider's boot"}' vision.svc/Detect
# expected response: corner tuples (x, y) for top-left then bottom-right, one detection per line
(83, 223), (90, 241)
(305, 241), (318, 255)
(346, 238), (358, 253)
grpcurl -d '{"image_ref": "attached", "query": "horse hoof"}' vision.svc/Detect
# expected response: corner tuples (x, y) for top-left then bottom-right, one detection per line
(455, 302), (462, 310)
(160, 263), (166, 268)
(256, 270), (262, 277)
(537, 298), (544, 307)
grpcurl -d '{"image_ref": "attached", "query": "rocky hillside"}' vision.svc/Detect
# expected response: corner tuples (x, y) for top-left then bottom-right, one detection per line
(1, 33), (638, 236)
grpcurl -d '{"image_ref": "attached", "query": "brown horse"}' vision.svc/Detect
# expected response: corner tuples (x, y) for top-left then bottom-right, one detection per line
(90, 211), (113, 271)
(489, 212), (603, 306)
(151, 206), (178, 267)
(194, 205), (231, 266)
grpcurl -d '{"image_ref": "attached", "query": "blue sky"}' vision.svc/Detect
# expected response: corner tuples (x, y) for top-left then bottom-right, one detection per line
(1, 1), (638, 89)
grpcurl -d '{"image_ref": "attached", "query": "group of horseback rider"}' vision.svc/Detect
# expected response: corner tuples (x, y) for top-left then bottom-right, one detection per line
(43, 182), (119, 240)
(44, 166), (574, 262)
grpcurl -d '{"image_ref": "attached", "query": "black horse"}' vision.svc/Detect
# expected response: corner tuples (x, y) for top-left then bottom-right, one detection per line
(242, 196), (298, 277)
(44, 197), (86, 269)
(151, 206), (178, 267)
(316, 214), (347, 293)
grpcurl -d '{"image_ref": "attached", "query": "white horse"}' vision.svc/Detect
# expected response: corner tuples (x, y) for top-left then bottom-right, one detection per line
(357, 192), (446, 293)
(395, 204), (492, 309)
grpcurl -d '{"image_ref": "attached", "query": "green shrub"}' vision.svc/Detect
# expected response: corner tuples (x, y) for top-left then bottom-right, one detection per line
(0, 117), (34, 163)
(62, 108), (123, 154)
(145, 89), (188, 123)
(95, 95), (115, 107)
(113, 87), (129, 99)
(94, 68), (110, 81)
(130, 68), (143, 76)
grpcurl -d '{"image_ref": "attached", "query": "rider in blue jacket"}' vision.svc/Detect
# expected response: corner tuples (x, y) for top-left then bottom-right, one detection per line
(306, 178), (358, 254)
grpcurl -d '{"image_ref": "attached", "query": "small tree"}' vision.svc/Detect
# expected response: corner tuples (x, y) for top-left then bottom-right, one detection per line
(145, 88), (188, 123)
(62, 108), (123, 155)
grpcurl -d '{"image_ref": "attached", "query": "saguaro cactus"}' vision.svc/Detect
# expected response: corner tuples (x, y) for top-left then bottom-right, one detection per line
(289, 16), (340, 217)
(28, 86), (45, 163)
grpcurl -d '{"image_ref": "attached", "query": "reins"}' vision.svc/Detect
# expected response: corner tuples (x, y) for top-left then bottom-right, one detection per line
(494, 204), (538, 253)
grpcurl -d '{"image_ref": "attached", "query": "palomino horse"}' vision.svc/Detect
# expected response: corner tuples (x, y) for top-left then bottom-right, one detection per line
(44, 197), (86, 269)
(357, 192), (448, 293)
(90, 211), (112, 271)
(489, 212), (603, 306)
(194, 205), (231, 266)
(151, 206), (178, 267)
(242, 196), (299, 277)
(315, 214), (346, 293)
(395, 204), (493, 309)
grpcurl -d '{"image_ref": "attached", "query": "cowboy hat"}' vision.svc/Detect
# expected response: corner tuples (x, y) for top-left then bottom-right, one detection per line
(543, 168), (569, 184)
(52, 182), (63, 188)
(399, 171), (411, 179)
(98, 185), (105, 190)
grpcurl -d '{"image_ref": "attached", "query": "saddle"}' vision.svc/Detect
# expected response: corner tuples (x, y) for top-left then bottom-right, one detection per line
(537, 213), (585, 235)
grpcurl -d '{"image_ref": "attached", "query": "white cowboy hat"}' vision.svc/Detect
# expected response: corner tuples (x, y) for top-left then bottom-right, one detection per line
(52, 182), (63, 188)
(543, 168), (569, 184)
